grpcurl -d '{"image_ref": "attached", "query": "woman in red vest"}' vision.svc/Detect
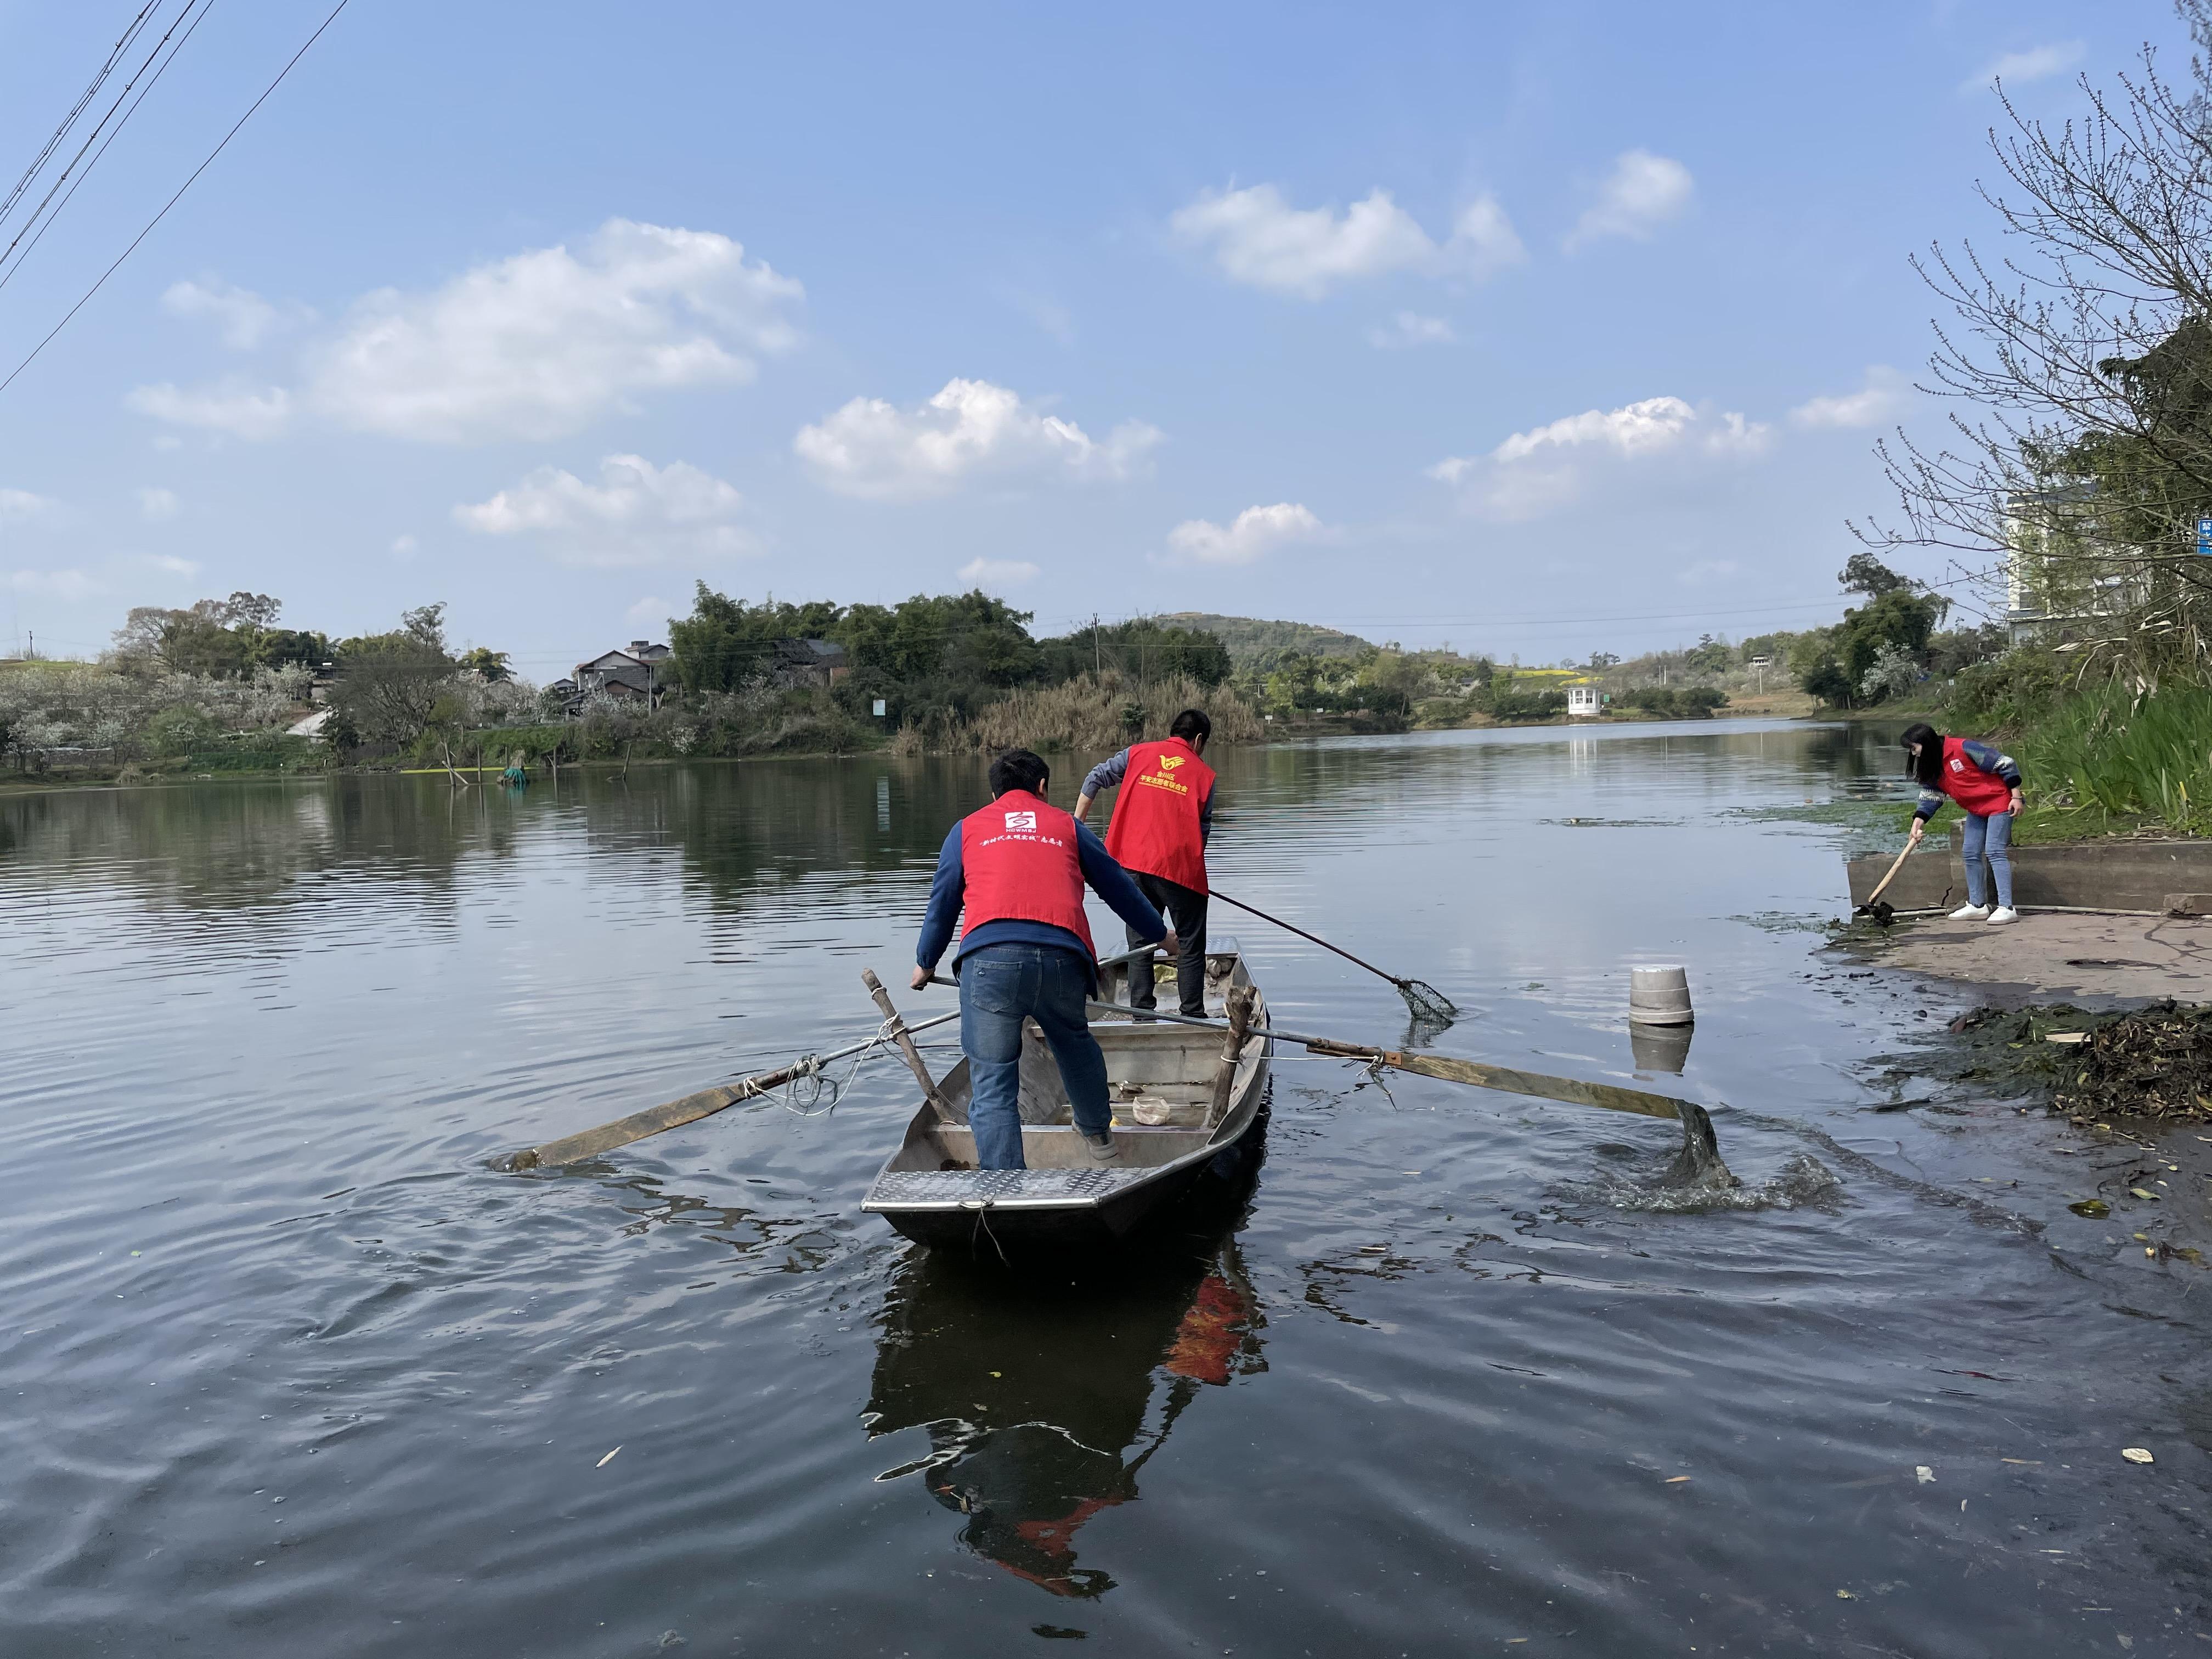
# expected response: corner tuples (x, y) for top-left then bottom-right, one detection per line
(1900, 723), (2025, 924)
(912, 749), (1175, 1170)
(1074, 709), (1216, 1017)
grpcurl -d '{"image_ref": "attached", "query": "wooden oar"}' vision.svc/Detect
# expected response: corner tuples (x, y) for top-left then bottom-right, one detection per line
(1086, 1001), (1734, 1186)
(502, 1009), (961, 1170)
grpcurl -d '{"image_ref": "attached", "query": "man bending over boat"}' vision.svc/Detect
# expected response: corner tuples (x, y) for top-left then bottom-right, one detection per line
(912, 748), (1177, 1171)
(1073, 709), (1214, 1019)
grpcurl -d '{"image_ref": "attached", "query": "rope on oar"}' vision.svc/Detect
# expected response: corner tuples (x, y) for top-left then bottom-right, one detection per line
(1210, 889), (1457, 1022)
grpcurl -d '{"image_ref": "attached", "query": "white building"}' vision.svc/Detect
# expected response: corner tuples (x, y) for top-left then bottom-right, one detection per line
(1566, 685), (1602, 718)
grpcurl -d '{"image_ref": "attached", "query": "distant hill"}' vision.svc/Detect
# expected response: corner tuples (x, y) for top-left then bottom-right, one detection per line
(1158, 613), (1377, 670)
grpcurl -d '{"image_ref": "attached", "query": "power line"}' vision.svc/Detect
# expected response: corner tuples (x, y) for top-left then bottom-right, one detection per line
(0, 0), (219, 300)
(0, 0), (352, 400)
(0, 2), (166, 230)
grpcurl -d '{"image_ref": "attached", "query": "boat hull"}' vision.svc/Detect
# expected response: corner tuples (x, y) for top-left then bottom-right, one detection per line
(863, 946), (1271, 1255)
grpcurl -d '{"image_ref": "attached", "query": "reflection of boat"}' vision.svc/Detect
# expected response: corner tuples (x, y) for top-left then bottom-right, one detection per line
(862, 946), (1271, 1250)
(864, 1234), (1265, 1598)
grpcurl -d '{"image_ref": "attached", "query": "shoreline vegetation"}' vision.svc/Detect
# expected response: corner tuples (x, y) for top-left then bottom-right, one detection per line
(0, 574), (2204, 850)
(0, 583), (1787, 797)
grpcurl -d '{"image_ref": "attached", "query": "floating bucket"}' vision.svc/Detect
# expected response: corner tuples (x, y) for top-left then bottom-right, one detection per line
(1629, 964), (1694, 1027)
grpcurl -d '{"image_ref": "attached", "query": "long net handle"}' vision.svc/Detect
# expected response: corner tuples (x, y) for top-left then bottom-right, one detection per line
(1210, 890), (1408, 987)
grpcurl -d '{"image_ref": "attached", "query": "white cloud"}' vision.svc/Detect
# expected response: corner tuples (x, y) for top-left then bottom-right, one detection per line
(389, 533), (419, 558)
(1963, 41), (2084, 93)
(124, 381), (292, 439)
(143, 553), (199, 575)
(160, 278), (298, 349)
(453, 453), (754, 566)
(1430, 394), (1769, 520)
(131, 222), (803, 447)
(0, 487), (57, 522)
(136, 487), (180, 522)
(627, 595), (675, 629)
(795, 379), (1162, 500)
(306, 220), (801, 442)
(1789, 365), (1911, 428)
(5, 568), (101, 600)
(957, 557), (1040, 588)
(1566, 151), (1695, 250)
(1166, 502), (1323, 566)
(1369, 311), (1457, 349)
(1171, 184), (1524, 298)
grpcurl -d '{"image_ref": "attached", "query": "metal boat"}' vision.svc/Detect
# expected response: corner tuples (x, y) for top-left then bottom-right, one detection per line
(862, 943), (1271, 1250)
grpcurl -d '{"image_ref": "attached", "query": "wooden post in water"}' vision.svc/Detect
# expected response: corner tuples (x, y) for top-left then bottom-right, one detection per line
(861, 968), (957, 1122)
(1207, 984), (1256, 1124)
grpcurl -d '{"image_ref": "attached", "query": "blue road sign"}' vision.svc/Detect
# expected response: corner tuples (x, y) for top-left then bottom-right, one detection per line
(2198, 516), (2212, 555)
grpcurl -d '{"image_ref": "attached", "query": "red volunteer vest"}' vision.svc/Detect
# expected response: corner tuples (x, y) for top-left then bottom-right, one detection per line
(1940, 736), (2015, 815)
(958, 790), (1096, 956)
(1103, 737), (1214, 893)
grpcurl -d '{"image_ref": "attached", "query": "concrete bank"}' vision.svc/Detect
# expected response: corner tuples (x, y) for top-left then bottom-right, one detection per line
(1850, 910), (2212, 1003)
(1845, 833), (2212, 916)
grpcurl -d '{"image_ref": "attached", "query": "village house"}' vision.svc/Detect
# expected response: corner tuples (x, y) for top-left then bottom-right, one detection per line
(571, 640), (672, 707)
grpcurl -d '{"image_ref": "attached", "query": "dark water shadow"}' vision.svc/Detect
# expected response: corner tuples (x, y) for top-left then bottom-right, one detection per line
(861, 1132), (1269, 1599)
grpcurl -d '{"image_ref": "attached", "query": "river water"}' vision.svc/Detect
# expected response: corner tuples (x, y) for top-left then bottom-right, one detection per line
(3, 720), (2208, 1657)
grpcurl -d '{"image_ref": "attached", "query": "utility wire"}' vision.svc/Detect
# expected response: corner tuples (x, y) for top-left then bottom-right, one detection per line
(0, 2), (166, 230)
(0, 0), (351, 400)
(0, 1), (204, 278)
(0, 0), (219, 299)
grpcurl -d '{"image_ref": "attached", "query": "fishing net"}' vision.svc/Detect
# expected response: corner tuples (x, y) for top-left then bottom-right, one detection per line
(1395, 977), (1458, 1023)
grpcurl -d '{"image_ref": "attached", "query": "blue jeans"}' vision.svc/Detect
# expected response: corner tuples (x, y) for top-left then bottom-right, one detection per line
(958, 943), (1111, 1170)
(1962, 809), (2014, 909)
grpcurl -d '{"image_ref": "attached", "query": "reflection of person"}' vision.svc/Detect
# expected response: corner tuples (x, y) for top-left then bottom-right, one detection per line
(912, 748), (1173, 1170)
(866, 1245), (1262, 1599)
(1900, 723), (2025, 925)
(1073, 709), (1215, 1017)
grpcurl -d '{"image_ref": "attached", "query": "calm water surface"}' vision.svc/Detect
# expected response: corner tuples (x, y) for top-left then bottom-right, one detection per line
(4, 721), (2209, 1657)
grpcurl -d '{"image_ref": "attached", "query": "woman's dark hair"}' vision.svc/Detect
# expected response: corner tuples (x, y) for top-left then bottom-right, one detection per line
(989, 748), (1050, 798)
(1900, 723), (1943, 789)
(1170, 708), (1211, 744)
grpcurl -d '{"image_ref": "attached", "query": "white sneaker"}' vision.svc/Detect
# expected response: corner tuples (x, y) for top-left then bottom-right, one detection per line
(1987, 907), (2018, 926)
(1948, 904), (1991, 921)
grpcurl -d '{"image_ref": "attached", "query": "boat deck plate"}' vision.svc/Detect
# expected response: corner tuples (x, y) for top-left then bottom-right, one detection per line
(867, 1167), (1144, 1206)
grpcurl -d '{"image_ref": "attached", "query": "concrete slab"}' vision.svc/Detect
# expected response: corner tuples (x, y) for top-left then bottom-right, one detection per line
(1857, 911), (2212, 1003)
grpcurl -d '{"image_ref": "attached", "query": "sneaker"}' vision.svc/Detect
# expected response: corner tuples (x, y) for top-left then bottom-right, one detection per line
(1948, 904), (1991, 921)
(1081, 1131), (1119, 1163)
(1987, 907), (2019, 926)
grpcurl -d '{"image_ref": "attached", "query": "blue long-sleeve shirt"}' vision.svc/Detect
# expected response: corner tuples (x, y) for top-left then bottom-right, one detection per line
(1079, 747), (1214, 844)
(915, 817), (1168, 990)
(1914, 738), (2022, 820)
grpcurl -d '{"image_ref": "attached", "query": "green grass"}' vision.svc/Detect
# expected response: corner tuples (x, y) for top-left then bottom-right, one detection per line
(2012, 684), (2212, 839)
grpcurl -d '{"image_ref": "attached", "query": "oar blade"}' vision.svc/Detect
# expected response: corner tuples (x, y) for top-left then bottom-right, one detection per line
(504, 1082), (751, 1171)
(1392, 1052), (1683, 1122)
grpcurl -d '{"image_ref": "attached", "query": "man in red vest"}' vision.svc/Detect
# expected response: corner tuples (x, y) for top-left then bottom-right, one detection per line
(1074, 709), (1215, 1018)
(912, 748), (1176, 1170)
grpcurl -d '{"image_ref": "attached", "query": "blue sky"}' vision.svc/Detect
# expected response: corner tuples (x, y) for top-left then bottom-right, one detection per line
(0, 0), (2159, 679)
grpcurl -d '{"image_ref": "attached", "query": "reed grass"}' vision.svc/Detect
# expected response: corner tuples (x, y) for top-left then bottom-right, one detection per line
(939, 673), (1262, 754)
(2014, 683), (2212, 837)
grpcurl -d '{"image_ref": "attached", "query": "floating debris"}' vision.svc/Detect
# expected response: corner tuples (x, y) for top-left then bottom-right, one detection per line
(2121, 1447), (2155, 1464)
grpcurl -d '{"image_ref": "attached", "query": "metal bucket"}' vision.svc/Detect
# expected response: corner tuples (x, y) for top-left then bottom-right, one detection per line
(1628, 964), (1694, 1027)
